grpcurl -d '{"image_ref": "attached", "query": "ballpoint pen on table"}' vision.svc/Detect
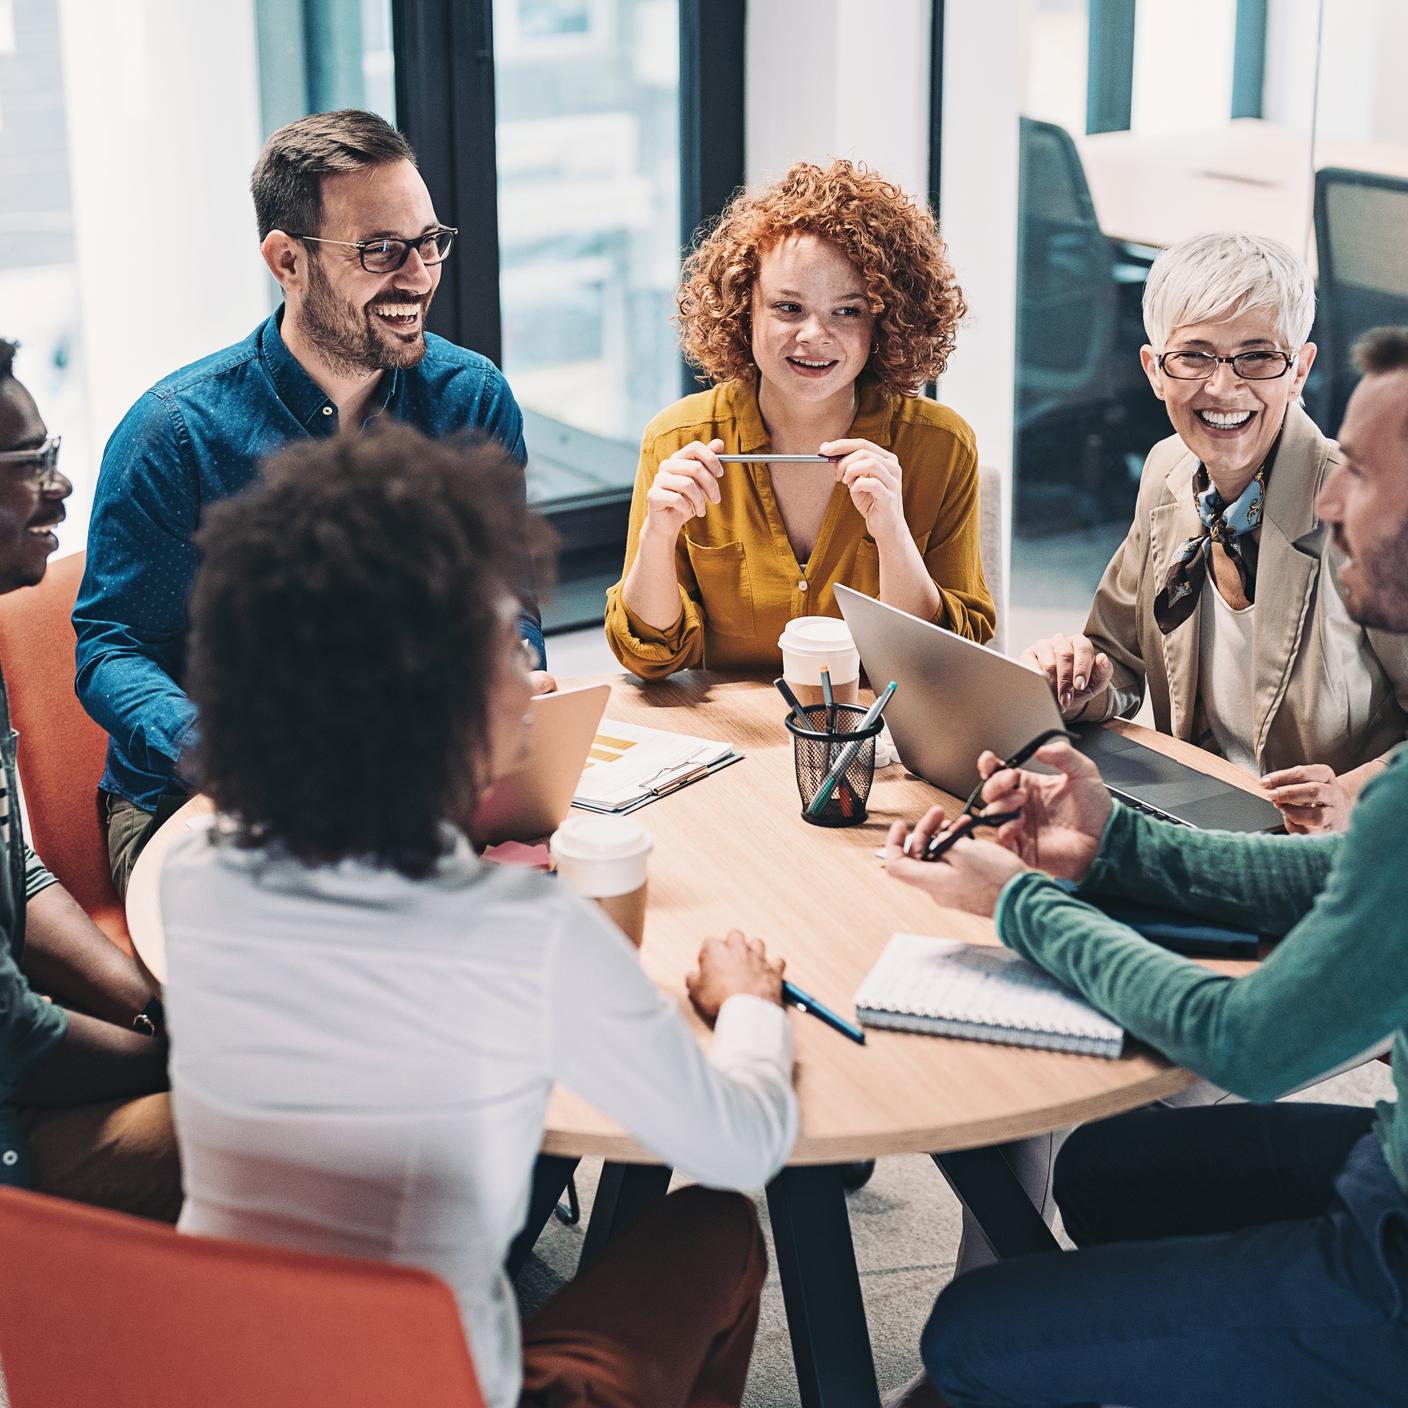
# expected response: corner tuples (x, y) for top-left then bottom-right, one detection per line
(782, 978), (866, 1044)
(805, 680), (898, 818)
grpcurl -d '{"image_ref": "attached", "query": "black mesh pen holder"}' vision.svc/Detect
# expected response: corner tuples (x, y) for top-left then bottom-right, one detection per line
(785, 703), (882, 828)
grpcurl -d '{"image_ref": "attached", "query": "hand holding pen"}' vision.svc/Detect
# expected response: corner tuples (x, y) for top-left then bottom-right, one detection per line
(686, 931), (865, 1044)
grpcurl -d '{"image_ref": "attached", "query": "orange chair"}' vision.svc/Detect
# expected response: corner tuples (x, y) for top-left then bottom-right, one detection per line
(0, 550), (130, 951)
(0, 1185), (486, 1408)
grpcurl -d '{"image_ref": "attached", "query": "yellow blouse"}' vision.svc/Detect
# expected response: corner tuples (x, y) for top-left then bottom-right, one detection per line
(604, 378), (995, 680)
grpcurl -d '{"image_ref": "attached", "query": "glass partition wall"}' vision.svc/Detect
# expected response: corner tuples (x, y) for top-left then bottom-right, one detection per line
(1003, 0), (1408, 654)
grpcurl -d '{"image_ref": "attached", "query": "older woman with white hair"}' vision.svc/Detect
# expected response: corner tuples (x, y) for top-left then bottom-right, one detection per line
(888, 236), (1408, 1355)
(1024, 231), (1408, 833)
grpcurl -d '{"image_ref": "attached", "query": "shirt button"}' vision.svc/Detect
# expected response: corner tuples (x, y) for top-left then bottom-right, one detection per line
(321, 406), (334, 416)
(798, 579), (808, 592)
(2, 1150), (17, 1167)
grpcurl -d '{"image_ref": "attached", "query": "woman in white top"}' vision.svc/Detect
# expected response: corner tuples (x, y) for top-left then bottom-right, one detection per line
(159, 426), (799, 1408)
(1025, 232), (1408, 834)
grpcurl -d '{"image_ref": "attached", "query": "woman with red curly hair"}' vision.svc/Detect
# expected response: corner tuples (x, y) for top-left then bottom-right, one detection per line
(604, 159), (995, 680)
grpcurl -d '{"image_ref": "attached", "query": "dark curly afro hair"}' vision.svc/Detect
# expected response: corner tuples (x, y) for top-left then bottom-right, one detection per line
(186, 422), (551, 878)
(677, 159), (966, 397)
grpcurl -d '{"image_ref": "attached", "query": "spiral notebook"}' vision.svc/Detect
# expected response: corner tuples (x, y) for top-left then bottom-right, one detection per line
(853, 933), (1126, 1058)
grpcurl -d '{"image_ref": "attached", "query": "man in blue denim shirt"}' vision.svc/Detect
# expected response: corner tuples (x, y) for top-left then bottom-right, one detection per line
(0, 342), (178, 1219)
(74, 110), (550, 895)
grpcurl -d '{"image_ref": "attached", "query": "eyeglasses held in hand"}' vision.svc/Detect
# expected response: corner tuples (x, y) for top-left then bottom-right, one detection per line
(920, 727), (1077, 863)
(0, 436), (63, 490)
(1155, 349), (1298, 381)
(289, 226), (458, 274)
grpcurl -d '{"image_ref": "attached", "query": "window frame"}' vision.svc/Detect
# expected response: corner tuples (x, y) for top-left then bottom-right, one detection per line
(390, 0), (746, 632)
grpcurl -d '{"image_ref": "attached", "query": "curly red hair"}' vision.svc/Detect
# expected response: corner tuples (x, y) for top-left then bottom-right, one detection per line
(677, 160), (966, 397)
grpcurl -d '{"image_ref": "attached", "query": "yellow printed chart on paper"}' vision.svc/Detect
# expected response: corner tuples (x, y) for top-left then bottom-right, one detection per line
(584, 731), (640, 768)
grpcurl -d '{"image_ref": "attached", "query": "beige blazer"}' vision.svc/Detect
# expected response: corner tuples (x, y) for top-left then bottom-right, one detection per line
(1079, 403), (1408, 775)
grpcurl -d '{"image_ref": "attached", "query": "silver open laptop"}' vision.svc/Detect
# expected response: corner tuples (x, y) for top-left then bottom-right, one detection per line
(472, 682), (611, 844)
(834, 585), (1283, 832)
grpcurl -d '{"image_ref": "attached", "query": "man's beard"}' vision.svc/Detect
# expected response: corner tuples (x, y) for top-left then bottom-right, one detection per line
(299, 255), (431, 377)
(1334, 522), (1408, 633)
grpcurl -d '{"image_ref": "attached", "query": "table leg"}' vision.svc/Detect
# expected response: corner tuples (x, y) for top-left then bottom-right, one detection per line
(578, 1161), (673, 1272)
(507, 1153), (581, 1279)
(766, 1164), (879, 1408)
(930, 1147), (1062, 1259)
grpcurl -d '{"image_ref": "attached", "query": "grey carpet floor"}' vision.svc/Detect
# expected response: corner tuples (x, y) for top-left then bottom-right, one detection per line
(513, 1061), (1395, 1407)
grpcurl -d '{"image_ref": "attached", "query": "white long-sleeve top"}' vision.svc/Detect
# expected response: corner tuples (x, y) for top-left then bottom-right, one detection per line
(161, 818), (798, 1408)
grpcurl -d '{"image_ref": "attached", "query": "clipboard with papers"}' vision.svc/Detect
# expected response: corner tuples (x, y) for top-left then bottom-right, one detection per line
(571, 719), (742, 815)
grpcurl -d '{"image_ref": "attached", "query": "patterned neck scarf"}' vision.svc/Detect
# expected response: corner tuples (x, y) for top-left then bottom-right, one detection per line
(1153, 459), (1270, 634)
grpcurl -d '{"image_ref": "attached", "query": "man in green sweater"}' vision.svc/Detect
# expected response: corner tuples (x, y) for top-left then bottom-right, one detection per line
(884, 327), (1408, 1406)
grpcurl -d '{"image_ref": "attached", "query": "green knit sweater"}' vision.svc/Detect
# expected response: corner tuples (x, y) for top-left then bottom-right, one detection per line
(995, 749), (1408, 1196)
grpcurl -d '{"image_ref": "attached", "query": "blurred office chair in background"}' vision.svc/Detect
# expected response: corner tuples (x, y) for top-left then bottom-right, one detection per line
(1313, 167), (1408, 429)
(1015, 117), (1156, 533)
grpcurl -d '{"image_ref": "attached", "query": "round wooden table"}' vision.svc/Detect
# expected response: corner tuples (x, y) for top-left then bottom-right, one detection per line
(127, 671), (1257, 1408)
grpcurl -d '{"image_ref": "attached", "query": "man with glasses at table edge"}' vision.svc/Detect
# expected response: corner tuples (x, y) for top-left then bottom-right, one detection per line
(1024, 232), (1408, 836)
(74, 109), (552, 899)
(0, 340), (179, 1222)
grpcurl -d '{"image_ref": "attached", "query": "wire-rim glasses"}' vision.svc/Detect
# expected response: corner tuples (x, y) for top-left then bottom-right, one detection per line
(0, 435), (63, 489)
(1156, 349), (1298, 381)
(289, 226), (458, 274)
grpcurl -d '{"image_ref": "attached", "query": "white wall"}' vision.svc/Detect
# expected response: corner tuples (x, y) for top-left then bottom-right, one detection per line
(933, 0), (1024, 630)
(1265, 0), (1408, 145)
(56, 0), (267, 547)
(1131, 0), (1235, 134)
(745, 0), (930, 198)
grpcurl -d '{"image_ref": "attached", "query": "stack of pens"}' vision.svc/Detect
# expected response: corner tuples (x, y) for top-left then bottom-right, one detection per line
(777, 677), (898, 828)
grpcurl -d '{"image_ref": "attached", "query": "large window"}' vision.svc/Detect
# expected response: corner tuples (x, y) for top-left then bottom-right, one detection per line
(0, 0), (394, 552)
(394, 0), (744, 629)
(492, 0), (682, 505)
(0, 0), (741, 624)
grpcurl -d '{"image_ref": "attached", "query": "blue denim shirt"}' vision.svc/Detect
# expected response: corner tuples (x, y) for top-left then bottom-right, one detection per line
(74, 310), (544, 811)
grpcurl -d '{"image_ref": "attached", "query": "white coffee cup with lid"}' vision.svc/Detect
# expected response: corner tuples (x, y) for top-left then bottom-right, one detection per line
(777, 616), (861, 708)
(550, 814), (653, 948)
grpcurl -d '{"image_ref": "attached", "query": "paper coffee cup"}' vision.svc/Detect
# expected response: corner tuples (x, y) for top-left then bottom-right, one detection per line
(550, 815), (652, 948)
(778, 616), (861, 708)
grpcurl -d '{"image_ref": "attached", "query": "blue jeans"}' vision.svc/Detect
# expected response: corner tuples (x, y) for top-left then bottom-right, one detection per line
(924, 1102), (1408, 1407)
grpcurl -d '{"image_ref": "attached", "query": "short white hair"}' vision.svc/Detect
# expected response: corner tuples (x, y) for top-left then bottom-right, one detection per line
(1142, 232), (1316, 351)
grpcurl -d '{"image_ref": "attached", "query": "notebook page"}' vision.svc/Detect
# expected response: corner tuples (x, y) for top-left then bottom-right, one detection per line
(855, 933), (1123, 1044)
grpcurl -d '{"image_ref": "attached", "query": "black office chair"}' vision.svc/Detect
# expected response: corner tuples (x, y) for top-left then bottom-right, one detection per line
(1015, 117), (1154, 531)
(1017, 117), (1119, 418)
(1313, 167), (1408, 428)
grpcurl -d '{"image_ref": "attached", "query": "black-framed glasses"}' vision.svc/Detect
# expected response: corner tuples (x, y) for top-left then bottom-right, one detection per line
(289, 226), (458, 274)
(0, 435), (63, 489)
(921, 727), (1077, 862)
(1155, 349), (1299, 381)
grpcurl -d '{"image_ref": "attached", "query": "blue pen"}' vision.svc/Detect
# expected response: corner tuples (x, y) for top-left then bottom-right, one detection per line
(782, 979), (866, 1045)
